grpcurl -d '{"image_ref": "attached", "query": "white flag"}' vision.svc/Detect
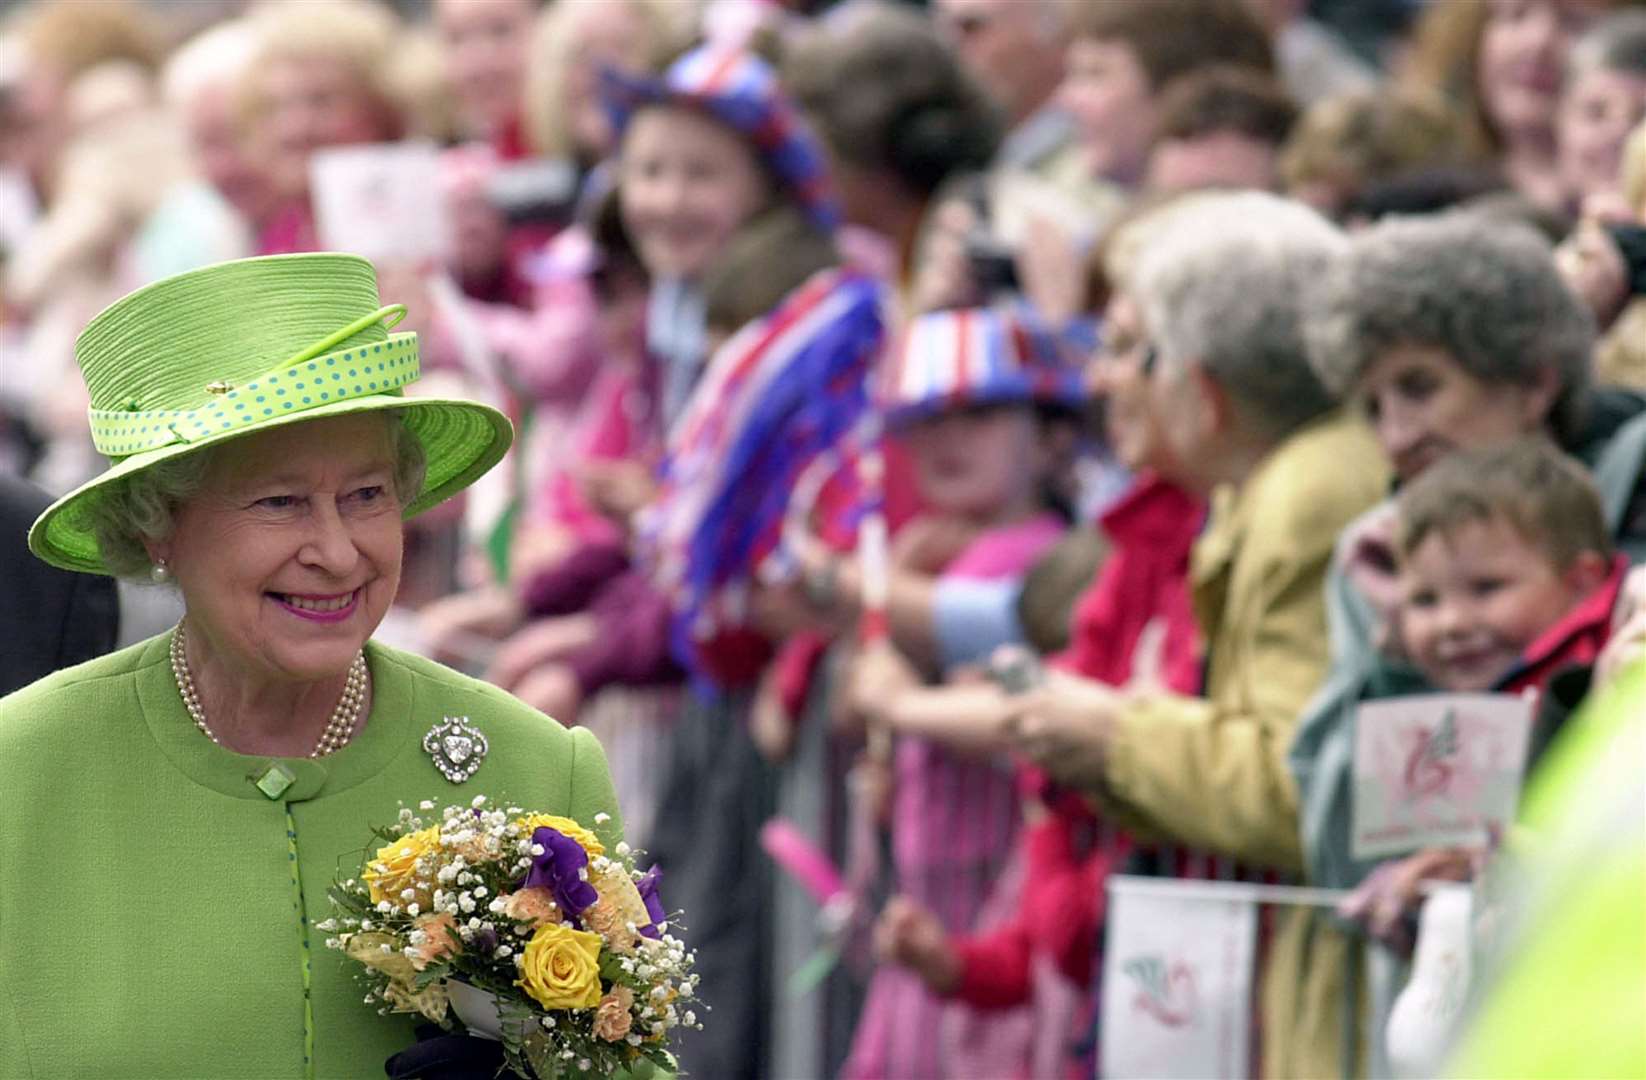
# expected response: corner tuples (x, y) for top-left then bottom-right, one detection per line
(310, 142), (451, 264)
(1352, 692), (1535, 860)
(1102, 876), (1257, 1079)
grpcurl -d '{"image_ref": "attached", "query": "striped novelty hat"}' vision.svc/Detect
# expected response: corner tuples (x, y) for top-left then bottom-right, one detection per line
(601, 45), (840, 232)
(882, 306), (1087, 428)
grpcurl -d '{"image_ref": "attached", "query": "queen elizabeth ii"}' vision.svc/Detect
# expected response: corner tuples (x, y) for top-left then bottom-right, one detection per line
(0, 254), (625, 1076)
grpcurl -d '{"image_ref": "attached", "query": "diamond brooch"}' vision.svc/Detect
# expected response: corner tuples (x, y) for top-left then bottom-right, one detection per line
(423, 716), (488, 783)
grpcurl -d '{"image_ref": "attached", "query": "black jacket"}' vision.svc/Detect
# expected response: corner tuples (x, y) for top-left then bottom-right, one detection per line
(1, 475), (118, 696)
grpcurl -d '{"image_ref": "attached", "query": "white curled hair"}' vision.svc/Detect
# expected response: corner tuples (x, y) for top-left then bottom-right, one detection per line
(1132, 190), (1347, 442)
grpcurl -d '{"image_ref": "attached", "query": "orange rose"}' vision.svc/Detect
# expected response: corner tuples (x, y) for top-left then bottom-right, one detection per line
(580, 896), (639, 954)
(593, 986), (635, 1042)
(409, 911), (461, 971)
(500, 887), (563, 929)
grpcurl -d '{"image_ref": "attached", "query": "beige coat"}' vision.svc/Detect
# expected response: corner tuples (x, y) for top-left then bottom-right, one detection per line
(1096, 409), (1389, 1078)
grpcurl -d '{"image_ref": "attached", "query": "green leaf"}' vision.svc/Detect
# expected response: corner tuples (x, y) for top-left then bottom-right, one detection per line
(412, 961), (451, 991)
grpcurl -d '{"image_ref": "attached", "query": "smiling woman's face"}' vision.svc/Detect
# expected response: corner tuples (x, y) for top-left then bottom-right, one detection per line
(1355, 344), (1553, 483)
(155, 414), (404, 686)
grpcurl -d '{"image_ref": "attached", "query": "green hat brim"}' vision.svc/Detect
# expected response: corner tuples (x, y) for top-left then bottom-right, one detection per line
(29, 393), (513, 575)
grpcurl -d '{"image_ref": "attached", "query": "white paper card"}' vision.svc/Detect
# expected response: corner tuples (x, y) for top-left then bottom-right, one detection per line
(311, 141), (450, 263)
(1352, 693), (1535, 860)
(1101, 877), (1257, 1079)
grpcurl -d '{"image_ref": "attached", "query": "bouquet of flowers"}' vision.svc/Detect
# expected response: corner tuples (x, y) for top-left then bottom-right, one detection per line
(325, 796), (699, 1078)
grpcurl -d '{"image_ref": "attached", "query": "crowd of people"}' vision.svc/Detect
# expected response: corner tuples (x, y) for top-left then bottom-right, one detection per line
(3, 0), (1645, 1077)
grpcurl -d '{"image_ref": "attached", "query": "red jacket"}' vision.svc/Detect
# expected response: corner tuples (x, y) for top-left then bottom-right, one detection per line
(950, 476), (1205, 1009)
(1052, 476), (1204, 688)
(1501, 554), (1628, 696)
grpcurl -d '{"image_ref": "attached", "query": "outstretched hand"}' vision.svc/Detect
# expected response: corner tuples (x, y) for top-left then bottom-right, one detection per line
(1336, 847), (1479, 957)
(875, 896), (962, 995)
(1004, 669), (1122, 790)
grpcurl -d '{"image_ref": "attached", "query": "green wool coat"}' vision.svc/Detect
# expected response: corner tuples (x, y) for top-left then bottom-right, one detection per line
(0, 632), (624, 1079)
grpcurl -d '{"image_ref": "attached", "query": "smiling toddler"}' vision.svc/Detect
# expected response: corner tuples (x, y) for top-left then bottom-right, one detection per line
(1394, 437), (1625, 695)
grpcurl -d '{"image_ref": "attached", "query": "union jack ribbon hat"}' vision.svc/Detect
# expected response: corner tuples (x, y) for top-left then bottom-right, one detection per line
(881, 306), (1087, 428)
(642, 266), (888, 685)
(600, 46), (840, 232)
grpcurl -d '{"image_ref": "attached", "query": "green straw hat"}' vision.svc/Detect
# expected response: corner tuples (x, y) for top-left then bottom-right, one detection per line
(29, 252), (513, 575)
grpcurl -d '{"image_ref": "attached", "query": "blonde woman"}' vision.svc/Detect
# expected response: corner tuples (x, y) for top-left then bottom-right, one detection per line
(236, 0), (407, 254)
(522, 0), (685, 168)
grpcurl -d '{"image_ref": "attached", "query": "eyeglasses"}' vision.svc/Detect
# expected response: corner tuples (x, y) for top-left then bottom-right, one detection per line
(941, 11), (994, 39)
(1095, 332), (1159, 373)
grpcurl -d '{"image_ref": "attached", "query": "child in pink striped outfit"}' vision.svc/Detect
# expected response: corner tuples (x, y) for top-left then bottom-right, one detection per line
(840, 308), (1087, 1080)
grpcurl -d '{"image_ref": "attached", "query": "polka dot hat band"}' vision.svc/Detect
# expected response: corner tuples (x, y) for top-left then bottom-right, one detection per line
(87, 308), (419, 457)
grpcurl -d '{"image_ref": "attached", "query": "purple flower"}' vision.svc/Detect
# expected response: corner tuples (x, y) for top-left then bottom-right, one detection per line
(636, 865), (666, 940)
(522, 827), (599, 922)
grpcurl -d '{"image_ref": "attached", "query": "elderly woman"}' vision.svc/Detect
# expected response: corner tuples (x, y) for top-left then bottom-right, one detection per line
(0, 254), (624, 1077)
(237, 0), (406, 254)
(1290, 212), (1646, 896)
(1003, 191), (1388, 1079)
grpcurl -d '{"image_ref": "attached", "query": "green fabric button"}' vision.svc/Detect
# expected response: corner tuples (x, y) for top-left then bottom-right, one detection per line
(254, 763), (297, 800)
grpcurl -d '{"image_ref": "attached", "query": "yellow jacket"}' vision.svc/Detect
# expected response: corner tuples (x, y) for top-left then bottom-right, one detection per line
(1096, 409), (1389, 1077)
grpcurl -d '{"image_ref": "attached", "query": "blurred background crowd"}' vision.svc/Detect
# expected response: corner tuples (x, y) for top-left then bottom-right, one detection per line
(3, 0), (1646, 1077)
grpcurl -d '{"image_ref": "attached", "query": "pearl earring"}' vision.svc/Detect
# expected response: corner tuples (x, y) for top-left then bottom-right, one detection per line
(150, 561), (171, 584)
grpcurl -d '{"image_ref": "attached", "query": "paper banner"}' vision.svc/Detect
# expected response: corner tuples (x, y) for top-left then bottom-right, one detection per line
(1102, 876), (1257, 1079)
(311, 141), (450, 263)
(1352, 693), (1535, 860)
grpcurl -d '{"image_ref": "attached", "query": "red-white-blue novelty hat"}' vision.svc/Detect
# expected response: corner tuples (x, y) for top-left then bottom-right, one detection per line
(601, 45), (840, 233)
(882, 306), (1087, 428)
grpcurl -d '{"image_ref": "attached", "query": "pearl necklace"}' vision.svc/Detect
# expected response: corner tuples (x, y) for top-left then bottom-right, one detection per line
(169, 623), (368, 758)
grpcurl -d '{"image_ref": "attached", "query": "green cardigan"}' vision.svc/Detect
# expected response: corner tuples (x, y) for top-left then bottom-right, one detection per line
(0, 632), (624, 1079)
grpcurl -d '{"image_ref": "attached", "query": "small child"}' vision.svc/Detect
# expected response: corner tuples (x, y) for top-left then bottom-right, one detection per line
(436, 44), (847, 710)
(1338, 438), (1631, 951)
(841, 306), (1085, 1080)
(1394, 437), (1625, 699)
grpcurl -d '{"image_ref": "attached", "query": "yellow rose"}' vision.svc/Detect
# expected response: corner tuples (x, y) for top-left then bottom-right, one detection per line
(500, 886), (563, 929)
(516, 923), (605, 1010)
(592, 985), (635, 1042)
(513, 814), (604, 857)
(364, 826), (441, 906)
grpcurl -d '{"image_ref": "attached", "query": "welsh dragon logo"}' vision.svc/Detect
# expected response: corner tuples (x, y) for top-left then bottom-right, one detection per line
(1124, 954), (1199, 1028)
(1403, 706), (1459, 799)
